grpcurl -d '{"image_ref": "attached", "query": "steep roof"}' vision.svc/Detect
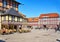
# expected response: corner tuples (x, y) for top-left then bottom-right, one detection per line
(11, 0), (21, 4)
(39, 13), (59, 18)
(18, 12), (26, 18)
(2, 8), (23, 17)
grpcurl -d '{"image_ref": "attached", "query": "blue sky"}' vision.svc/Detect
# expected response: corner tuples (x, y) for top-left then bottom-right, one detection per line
(17, 0), (60, 18)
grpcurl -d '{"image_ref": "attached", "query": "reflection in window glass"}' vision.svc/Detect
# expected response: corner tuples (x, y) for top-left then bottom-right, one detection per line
(2, 16), (4, 21)
(20, 18), (23, 22)
(9, 16), (12, 20)
(6, 16), (8, 20)
(15, 17), (17, 21)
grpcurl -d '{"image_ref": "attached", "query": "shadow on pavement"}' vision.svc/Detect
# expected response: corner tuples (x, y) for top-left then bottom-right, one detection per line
(0, 40), (5, 42)
(56, 39), (60, 42)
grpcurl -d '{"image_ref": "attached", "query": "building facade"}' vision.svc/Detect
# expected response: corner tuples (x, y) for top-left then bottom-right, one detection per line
(0, 0), (20, 11)
(0, 0), (27, 30)
(39, 13), (60, 28)
(27, 13), (60, 29)
(27, 17), (39, 28)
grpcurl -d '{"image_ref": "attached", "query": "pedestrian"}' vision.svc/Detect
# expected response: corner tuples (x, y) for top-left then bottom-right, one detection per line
(2, 27), (6, 35)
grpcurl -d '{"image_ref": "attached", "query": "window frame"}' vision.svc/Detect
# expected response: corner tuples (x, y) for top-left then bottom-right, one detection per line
(2, 0), (7, 7)
(11, 16), (15, 22)
(12, 1), (16, 10)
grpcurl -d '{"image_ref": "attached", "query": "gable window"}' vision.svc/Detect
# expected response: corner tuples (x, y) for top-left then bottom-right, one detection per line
(2, 0), (7, 7)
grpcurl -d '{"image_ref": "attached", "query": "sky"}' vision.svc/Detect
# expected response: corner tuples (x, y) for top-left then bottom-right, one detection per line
(17, 0), (60, 18)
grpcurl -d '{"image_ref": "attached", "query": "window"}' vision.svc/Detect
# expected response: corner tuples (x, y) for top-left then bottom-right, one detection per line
(3, 0), (7, 7)
(58, 18), (60, 20)
(0, 11), (2, 15)
(16, 3), (18, 8)
(20, 18), (23, 22)
(11, 16), (15, 21)
(9, 16), (12, 21)
(4, 16), (6, 21)
(15, 17), (17, 21)
(2, 16), (6, 21)
(6, 16), (8, 20)
(2, 16), (4, 21)
(13, 3), (16, 7)
(17, 17), (20, 22)
(12, 2), (16, 10)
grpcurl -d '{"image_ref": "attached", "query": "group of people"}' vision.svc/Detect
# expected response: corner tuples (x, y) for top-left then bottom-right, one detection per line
(2, 27), (6, 34)
(43, 25), (60, 32)
(54, 25), (60, 32)
(1, 27), (14, 35)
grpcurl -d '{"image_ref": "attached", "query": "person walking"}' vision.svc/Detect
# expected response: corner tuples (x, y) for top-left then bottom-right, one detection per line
(2, 27), (6, 35)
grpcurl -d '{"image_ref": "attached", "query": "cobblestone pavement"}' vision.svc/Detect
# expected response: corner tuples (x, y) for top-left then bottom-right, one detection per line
(0, 29), (60, 42)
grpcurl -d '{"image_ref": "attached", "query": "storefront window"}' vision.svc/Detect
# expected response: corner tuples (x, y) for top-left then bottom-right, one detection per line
(6, 16), (8, 20)
(11, 16), (15, 21)
(2, 16), (4, 21)
(9, 16), (12, 21)
(2, 16), (6, 21)
(20, 18), (23, 22)
(15, 17), (17, 21)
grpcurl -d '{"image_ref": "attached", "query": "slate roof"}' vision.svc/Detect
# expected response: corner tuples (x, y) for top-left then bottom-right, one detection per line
(13, 0), (21, 4)
(9, 0), (21, 4)
(2, 8), (23, 18)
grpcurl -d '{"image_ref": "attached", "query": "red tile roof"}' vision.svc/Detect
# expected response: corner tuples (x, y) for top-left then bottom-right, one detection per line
(27, 17), (39, 22)
(39, 13), (59, 18)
